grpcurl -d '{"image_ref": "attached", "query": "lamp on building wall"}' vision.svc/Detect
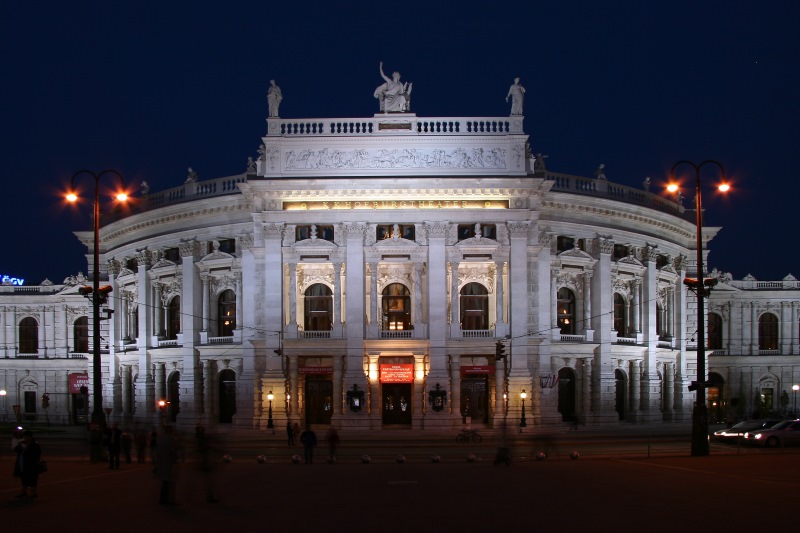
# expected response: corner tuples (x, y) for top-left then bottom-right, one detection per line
(267, 390), (275, 429)
(66, 170), (128, 429)
(668, 160), (729, 457)
(520, 389), (527, 427)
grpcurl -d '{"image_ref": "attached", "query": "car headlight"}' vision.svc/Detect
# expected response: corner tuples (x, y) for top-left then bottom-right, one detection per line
(753, 433), (763, 440)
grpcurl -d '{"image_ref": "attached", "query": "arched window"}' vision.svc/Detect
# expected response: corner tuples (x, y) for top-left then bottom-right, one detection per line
(460, 282), (489, 330)
(758, 313), (779, 351)
(73, 316), (89, 353)
(166, 297), (180, 340)
(217, 290), (236, 337)
(614, 293), (628, 337)
(557, 288), (576, 335)
(707, 313), (723, 350)
(382, 283), (410, 331)
(19, 317), (38, 353)
(304, 283), (332, 331)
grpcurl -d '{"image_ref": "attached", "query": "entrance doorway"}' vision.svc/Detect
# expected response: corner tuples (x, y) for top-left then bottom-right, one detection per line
(219, 369), (236, 423)
(460, 377), (488, 424)
(305, 379), (333, 426)
(557, 367), (576, 422)
(382, 383), (412, 425)
(615, 369), (627, 420)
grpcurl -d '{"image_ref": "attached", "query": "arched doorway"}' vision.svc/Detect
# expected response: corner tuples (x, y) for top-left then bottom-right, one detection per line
(167, 372), (180, 422)
(557, 367), (576, 423)
(219, 369), (236, 423)
(615, 369), (627, 420)
(707, 372), (725, 423)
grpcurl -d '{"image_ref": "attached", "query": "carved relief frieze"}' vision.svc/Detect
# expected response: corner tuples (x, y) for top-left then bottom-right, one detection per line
(458, 264), (494, 293)
(597, 236), (615, 255)
(136, 250), (153, 268)
(282, 146), (507, 171)
(556, 271), (584, 297)
(66, 305), (89, 323)
(209, 273), (236, 295)
(107, 259), (121, 276)
(424, 221), (450, 238)
(506, 221), (530, 237)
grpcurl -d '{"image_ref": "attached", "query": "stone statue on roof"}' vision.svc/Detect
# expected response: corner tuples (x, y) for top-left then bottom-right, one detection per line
(374, 62), (412, 113)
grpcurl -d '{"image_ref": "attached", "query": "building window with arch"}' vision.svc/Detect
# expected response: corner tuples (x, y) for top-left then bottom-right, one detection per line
(166, 296), (181, 340)
(557, 288), (576, 335)
(19, 316), (38, 353)
(707, 312), (723, 350)
(613, 293), (628, 337)
(74, 316), (89, 352)
(304, 283), (332, 331)
(758, 312), (779, 351)
(460, 282), (489, 330)
(217, 289), (236, 337)
(382, 283), (410, 331)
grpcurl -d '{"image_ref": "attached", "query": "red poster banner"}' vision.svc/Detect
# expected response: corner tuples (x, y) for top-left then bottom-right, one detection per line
(380, 364), (414, 383)
(461, 365), (495, 375)
(69, 373), (90, 393)
(298, 367), (333, 375)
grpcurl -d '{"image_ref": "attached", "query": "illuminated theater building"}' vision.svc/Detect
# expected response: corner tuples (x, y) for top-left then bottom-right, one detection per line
(2, 91), (800, 430)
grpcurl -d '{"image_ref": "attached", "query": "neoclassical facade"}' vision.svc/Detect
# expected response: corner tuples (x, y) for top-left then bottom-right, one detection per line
(2, 110), (799, 431)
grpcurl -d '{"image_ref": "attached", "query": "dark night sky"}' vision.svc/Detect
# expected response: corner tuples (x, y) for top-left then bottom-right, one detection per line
(2, 0), (798, 285)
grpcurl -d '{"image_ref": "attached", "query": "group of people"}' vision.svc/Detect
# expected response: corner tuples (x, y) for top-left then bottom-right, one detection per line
(287, 420), (339, 464)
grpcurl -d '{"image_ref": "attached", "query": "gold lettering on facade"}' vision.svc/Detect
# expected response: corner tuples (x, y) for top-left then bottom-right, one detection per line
(283, 199), (509, 211)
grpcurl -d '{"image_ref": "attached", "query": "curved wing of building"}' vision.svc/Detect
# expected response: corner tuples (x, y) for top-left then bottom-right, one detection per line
(2, 111), (798, 431)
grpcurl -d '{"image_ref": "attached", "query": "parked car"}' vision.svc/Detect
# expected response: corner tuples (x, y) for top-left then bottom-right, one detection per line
(743, 419), (800, 447)
(712, 419), (783, 443)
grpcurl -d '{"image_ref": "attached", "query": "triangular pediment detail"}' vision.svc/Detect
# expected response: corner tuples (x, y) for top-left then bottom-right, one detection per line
(618, 254), (644, 267)
(151, 259), (177, 270)
(558, 247), (593, 261)
(293, 238), (339, 251)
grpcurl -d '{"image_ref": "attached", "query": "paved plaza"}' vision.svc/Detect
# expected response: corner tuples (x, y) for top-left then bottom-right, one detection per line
(3, 427), (799, 532)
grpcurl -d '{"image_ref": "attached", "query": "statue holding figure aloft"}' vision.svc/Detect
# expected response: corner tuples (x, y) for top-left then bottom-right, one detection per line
(374, 62), (412, 113)
(267, 80), (283, 118)
(506, 77), (525, 115)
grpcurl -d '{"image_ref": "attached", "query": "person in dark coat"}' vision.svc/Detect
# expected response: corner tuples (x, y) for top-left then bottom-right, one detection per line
(286, 420), (295, 445)
(299, 427), (317, 464)
(13, 430), (42, 498)
(105, 422), (122, 469)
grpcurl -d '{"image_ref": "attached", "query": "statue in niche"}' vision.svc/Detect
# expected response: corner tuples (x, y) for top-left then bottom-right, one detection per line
(506, 77), (526, 115)
(534, 153), (548, 171)
(267, 80), (283, 118)
(246, 156), (256, 173)
(374, 62), (412, 113)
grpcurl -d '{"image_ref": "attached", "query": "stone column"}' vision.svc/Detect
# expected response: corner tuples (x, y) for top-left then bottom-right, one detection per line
(667, 287), (675, 338)
(449, 355), (462, 421)
(202, 360), (213, 423)
(591, 237), (617, 422)
(234, 272), (243, 337)
(583, 272), (592, 337)
(664, 362), (674, 421)
(122, 365), (133, 418)
(581, 358), (592, 420)
(289, 263), (297, 327)
(793, 303), (799, 355)
(201, 274), (210, 333)
(154, 282), (164, 338)
(550, 270), (558, 339)
(333, 263), (342, 327)
(495, 261), (505, 326)
(630, 360), (641, 421)
(449, 261), (459, 326)
(780, 301), (790, 355)
(368, 262), (378, 336)
(413, 262), (423, 327)
(426, 221), (449, 379)
(632, 280), (641, 334)
(750, 303), (757, 354)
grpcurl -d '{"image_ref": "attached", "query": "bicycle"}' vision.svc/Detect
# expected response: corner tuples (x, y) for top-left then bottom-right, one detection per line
(456, 428), (482, 443)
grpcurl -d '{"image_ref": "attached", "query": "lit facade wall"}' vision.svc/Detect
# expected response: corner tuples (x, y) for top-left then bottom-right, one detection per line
(1, 114), (798, 430)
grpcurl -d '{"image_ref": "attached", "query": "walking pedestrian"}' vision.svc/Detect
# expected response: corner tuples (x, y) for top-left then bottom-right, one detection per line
(299, 426), (317, 464)
(105, 422), (122, 469)
(326, 426), (340, 462)
(13, 430), (42, 499)
(286, 420), (295, 445)
(155, 425), (179, 505)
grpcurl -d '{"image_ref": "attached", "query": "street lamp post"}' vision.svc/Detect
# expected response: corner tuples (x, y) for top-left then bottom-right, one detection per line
(669, 160), (729, 457)
(793, 385), (799, 417)
(520, 389), (527, 428)
(267, 390), (274, 429)
(66, 170), (128, 429)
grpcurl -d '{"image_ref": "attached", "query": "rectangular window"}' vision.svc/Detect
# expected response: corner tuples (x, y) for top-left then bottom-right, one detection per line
(613, 244), (628, 260)
(163, 247), (180, 262)
(457, 224), (496, 241)
(377, 224), (414, 241)
(557, 236), (575, 253)
(24, 391), (37, 414)
(296, 225), (335, 242)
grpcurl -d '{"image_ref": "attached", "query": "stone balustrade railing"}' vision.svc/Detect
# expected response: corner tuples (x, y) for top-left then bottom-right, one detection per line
(271, 116), (520, 137)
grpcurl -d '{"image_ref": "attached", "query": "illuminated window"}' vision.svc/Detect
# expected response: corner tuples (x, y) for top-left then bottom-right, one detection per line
(73, 316), (89, 352)
(758, 313), (779, 350)
(217, 290), (236, 337)
(382, 283), (410, 330)
(707, 313), (723, 350)
(557, 288), (576, 335)
(457, 224), (496, 241)
(304, 283), (332, 331)
(460, 282), (489, 330)
(19, 317), (38, 353)
(614, 293), (628, 337)
(166, 297), (181, 340)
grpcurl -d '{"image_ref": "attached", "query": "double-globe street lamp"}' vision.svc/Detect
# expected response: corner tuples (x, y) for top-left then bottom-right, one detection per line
(66, 170), (128, 429)
(668, 160), (729, 457)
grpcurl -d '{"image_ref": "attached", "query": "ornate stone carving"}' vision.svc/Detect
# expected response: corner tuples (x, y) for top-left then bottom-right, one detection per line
(107, 259), (121, 276)
(136, 250), (153, 268)
(506, 221), (530, 237)
(283, 146), (507, 171)
(343, 222), (367, 238)
(179, 241), (197, 258)
(424, 221), (450, 238)
(598, 237), (615, 255)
